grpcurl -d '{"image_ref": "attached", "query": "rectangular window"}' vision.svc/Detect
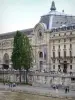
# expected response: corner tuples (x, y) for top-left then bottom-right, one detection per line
(53, 65), (55, 69)
(58, 65), (60, 69)
(53, 40), (55, 44)
(45, 76), (47, 82)
(53, 46), (55, 49)
(70, 59), (72, 63)
(37, 76), (40, 80)
(70, 65), (72, 69)
(59, 60), (60, 63)
(53, 60), (55, 63)
(70, 44), (72, 49)
(70, 38), (72, 42)
(64, 39), (66, 42)
(59, 40), (60, 43)
(59, 45), (60, 49)
(58, 52), (60, 58)
(53, 52), (55, 58)
(71, 78), (75, 82)
(64, 45), (66, 48)
(58, 65), (61, 72)
(45, 76), (47, 80)
(64, 51), (66, 57)
(70, 51), (72, 57)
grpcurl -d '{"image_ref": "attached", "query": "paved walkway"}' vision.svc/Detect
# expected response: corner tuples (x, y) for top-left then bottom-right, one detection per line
(0, 83), (75, 98)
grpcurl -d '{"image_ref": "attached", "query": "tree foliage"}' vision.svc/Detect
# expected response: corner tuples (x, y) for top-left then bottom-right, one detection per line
(21, 34), (33, 83)
(22, 34), (33, 70)
(11, 31), (33, 83)
(11, 31), (23, 70)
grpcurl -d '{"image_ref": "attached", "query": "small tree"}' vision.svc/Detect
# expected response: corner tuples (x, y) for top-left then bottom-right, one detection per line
(11, 31), (23, 83)
(22, 34), (33, 84)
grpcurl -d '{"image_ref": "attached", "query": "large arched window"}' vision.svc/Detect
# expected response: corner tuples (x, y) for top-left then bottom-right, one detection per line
(3, 53), (9, 69)
(39, 52), (43, 58)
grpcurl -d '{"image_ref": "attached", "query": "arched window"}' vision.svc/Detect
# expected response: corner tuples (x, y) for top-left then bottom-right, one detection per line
(39, 52), (43, 58)
(3, 53), (9, 64)
(3, 53), (9, 69)
(39, 31), (42, 37)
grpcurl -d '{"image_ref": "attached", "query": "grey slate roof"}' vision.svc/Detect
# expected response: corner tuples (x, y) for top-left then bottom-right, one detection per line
(40, 1), (75, 29)
(0, 28), (33, 40)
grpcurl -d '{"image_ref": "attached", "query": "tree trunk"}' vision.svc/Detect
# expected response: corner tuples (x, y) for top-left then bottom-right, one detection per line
(19, 70), (21, 84)
(26, 70), (28, 84)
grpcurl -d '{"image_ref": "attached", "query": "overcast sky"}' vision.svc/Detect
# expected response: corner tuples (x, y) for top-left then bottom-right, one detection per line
(0, 0), (75, 34)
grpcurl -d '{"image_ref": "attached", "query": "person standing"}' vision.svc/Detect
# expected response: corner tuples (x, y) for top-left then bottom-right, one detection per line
(65, 87), (67, 93)
(67, 86), (69, 92)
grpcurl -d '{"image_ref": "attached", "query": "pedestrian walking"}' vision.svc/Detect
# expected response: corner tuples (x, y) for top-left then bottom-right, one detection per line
(65, 87), (67, 93)
(67, 86), (69, 92)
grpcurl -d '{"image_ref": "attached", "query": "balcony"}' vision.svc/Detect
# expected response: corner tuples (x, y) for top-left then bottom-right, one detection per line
(51, 56), (75, 60)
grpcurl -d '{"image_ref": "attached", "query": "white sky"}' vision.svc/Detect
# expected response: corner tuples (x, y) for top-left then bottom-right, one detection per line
(0, 0), (75, 34)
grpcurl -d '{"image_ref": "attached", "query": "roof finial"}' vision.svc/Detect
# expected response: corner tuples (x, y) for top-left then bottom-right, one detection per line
(50, 1), (56, 11)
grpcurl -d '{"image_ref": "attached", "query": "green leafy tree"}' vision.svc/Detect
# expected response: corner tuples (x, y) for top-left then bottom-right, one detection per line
(11, 31), (33, 84)
(11, 31), (23, 83)
(22, 34), (33, 84)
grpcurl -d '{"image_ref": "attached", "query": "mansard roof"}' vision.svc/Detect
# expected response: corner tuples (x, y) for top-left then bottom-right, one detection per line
(40, 1), (75, 29)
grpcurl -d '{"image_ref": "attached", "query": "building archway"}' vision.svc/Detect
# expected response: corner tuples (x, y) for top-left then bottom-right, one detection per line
(3, 53), (9, 69)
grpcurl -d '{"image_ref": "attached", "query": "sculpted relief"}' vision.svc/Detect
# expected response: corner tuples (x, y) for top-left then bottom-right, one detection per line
(0, 39), (13, 48)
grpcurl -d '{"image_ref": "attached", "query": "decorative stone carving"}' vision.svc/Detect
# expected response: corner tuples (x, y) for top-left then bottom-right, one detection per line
(34, 23), (47, 33)
(34, 23), (47, 40)
(2, 40), (12, 47)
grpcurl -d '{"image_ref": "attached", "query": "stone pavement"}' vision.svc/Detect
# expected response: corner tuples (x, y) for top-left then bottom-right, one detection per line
(0, 83), (75, 98)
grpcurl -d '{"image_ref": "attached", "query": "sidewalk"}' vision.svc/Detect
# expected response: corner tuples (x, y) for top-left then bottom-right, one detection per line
(0, 83), (75, 98)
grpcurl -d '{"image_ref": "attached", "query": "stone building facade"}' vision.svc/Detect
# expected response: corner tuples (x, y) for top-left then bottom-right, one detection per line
(0, 1), (75, 87)
(32, 23), (75, 87)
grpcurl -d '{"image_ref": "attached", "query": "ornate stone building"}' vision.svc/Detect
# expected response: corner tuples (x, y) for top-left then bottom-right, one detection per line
(0, 1), (75, 87)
